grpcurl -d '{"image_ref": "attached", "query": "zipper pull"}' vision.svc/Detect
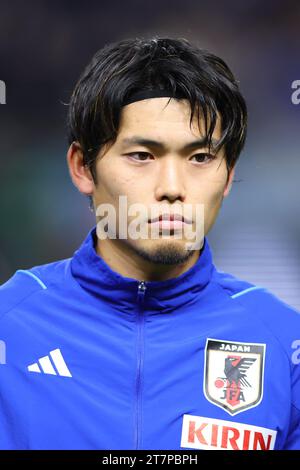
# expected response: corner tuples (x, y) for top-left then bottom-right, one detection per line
(137, 281), (146, 303)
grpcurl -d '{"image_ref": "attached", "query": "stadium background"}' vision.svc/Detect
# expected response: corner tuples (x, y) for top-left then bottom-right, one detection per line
(0, 0), (299, 311)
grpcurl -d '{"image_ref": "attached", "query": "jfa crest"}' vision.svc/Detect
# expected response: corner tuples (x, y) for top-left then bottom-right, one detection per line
(203, 339), (266, 415)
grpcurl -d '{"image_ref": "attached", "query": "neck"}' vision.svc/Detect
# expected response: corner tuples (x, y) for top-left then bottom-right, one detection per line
(96, 237), (201, 282)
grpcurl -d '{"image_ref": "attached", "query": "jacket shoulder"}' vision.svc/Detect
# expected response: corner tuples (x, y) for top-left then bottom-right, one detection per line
(212, 268), (258, 297)
(0, 258), (71, 318)
(213, 267), (300, 349)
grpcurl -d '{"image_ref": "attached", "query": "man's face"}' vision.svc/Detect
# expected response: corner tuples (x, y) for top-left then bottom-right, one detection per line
(91, 97), (233, 265)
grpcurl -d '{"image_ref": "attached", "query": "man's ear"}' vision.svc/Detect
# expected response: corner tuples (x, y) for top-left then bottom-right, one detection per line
(223, 165), (235, 198)
(66, 142), (95, 195)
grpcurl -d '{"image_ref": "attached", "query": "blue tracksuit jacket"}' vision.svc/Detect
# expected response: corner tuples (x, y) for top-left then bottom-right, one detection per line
(0, 225), (300, 450)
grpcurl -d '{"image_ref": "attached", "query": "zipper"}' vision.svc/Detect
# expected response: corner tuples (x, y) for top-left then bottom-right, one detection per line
(134, 280), (146, 449)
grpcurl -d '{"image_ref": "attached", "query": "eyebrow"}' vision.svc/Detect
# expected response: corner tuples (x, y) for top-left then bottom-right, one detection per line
(120, 136), (220, 152)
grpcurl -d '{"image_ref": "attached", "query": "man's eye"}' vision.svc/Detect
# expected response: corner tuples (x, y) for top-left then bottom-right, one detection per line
(190, 153), (216, 163)
(125, 152), (153, 161)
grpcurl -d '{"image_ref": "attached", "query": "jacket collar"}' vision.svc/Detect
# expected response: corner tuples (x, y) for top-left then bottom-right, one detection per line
(70, 225), (215, 314)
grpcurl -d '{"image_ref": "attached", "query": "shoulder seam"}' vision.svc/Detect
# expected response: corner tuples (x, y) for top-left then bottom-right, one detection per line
(214, 276), (257, 302)
(230, 285), (265, 299)
(0, 288), (43, 322)
(225, 286), (293, 375)
(212, 270), (259, 298)
(215, 278), (293, 375)
(0, 271), (64, 323)
(16, 270), (47, 290)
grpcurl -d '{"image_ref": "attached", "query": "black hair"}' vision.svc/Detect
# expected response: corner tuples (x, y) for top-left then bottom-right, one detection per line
(67, 36), (247, 192)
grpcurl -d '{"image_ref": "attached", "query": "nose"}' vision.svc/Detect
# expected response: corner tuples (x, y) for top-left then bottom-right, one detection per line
(154, 156), (186, 202)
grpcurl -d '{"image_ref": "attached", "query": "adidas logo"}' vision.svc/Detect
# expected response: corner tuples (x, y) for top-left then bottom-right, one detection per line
(27, 348), (72, 377)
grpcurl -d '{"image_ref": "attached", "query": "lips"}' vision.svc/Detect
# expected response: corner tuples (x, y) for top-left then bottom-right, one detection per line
(149, 213), (192, 224)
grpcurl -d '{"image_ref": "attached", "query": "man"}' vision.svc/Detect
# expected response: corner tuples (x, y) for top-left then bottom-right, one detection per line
(0, 36), (299, 451)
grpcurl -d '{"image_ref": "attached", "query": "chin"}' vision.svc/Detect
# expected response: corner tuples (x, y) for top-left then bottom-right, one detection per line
(132, 239), (195, 266)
